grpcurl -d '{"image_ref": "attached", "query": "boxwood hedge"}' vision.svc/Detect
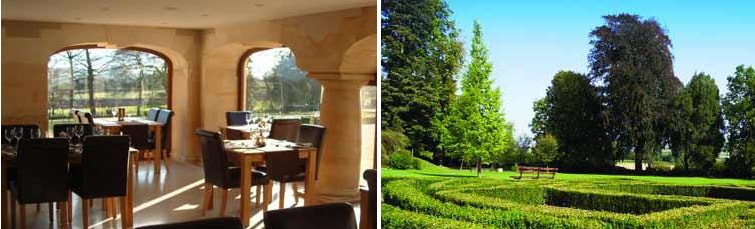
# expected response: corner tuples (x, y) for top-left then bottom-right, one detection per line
(382, 178), (755, 228)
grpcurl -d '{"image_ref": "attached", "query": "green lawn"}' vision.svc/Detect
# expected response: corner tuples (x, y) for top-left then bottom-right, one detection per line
(382, 160), (755, 187)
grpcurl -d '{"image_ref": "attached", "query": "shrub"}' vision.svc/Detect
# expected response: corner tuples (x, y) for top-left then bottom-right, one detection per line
(382, 130), (409, 163)
(381, 204), (488, 229)
(387, 150), (421, 170)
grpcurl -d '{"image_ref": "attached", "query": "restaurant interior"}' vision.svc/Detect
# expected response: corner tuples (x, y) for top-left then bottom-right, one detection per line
(1, 0), (378, 228)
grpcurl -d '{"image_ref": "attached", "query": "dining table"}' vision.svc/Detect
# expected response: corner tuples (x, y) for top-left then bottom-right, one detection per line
(224, 138), (317, 227)
(1, 143), (138, 229)
(93, 118), (166, 174)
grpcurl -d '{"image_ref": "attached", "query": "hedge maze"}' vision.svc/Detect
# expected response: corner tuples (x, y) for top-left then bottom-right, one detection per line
(382, 178), (755, 228)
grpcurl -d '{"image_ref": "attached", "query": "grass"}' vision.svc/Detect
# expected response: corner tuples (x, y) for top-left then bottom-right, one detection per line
(382, 160), (755, 187)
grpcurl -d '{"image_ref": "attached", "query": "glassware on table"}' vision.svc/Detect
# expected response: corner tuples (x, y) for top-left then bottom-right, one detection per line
(4, 129), (13, 145)
(13, 127), (24, 149)
(74, 126), (84, 145)
(29, 129), (39, 139)
(110, 109), (118, 118)
(66, 127), (75, 145)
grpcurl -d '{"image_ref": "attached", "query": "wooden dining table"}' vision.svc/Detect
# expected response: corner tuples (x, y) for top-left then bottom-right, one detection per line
(224, 138), (317, 227)
(93, 118), (166, 174)
(1, 145), (138, 229)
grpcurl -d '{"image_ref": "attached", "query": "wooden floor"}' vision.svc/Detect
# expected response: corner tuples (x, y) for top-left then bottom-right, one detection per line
(8, 159), (362, 229)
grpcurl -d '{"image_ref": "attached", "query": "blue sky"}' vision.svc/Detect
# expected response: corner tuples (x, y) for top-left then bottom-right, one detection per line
(445, 0), (755, 138)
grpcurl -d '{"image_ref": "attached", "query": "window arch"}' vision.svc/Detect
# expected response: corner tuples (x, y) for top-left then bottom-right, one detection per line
(47, 46), (171, 127)
(238, 47), (321, 122)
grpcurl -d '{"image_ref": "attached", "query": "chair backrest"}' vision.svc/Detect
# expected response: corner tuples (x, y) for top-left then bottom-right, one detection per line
(72, 109), (82, 123)
(136, 217), (243, 229)
(265, 150), (303, 182)
(363, 169), (377, 229)
(15, 138), (70, 204)
(79, 135), (131, 198)
(1, 124), (40, 145)
(157, 109), (174, 146)
(195, 129), (231, 187)
(53, 124), (93, 145)
(147, 108), (161, 121)
(78, 111), (90, 124)
(226, 111), (251, 126)
(263, 203), (357, 229)
(297, 124), (325, 179)
(83, 112), (95, 124)
(120, 123), (150, 150)
(269, 118), (301, 142)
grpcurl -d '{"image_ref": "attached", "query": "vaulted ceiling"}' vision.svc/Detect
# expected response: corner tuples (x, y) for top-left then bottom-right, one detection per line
(1, 0), (375, 28)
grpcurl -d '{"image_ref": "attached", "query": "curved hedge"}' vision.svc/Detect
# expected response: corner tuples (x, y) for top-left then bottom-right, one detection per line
(383, 178), (755, 228)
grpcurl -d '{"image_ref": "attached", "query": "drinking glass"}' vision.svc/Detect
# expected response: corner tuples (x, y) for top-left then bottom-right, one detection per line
(245, 113), (253, 126)
(4, 129), (13, 145)
(110, 109), (117, 118)
(66, 127), (75, 145)
(13, 127), (23, 148)
(74, 126), (84, 145)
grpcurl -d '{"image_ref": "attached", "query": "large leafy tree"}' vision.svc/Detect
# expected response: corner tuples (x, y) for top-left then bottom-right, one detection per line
(381, 0), (464, 160)
(533, 134), (561, 167)
(723, 65), (755, 178)
(532, 71), (613, 169)
(443, 21), (514, 177)
(669, 73), (725, 172)
(588, 14), (679, 172)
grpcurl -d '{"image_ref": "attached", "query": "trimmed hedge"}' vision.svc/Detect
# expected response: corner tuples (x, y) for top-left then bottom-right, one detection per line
(544, 188), (709, 214)
(382, 177), (755, 228)
(597, 183), (755, 201)
(381, 204), (489, 229)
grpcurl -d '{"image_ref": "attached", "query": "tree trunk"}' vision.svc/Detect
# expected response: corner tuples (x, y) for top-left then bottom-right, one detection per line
(84, 49), (96, 115)
(459, 159), (464, 171)
(635, 143), (644, 173)
(137, 75), (144, 116)
(476, 160), (482, 177)
(66, 52), (76, 110)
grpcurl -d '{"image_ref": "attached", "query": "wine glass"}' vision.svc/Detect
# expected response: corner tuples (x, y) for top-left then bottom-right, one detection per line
(110, 109), (117, 118)
(245, 113), (253, 126)
(29, 129), (39, 139)
(4, 129), (13, 146)
(13, 127), (24, 149)
(74, 126), (84, 145)
(66, 126), (75, 145)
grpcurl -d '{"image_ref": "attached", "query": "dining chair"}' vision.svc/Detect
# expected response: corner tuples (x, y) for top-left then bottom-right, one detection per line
(9, 138), (70, 229)
(68, 135), (130, 228)
(296, 124), (325, 179)
(226, 111), (251, 126)
(362, 169), (377, 229)
(151, 109), (173, 161)
(0, 124), (40, 145)
(136, 217), (243, 229)
(53, 124), (93, 145)
(120, 123), (150, 174)
(263, 202), (357, 229)
(71, 109), (82, 123)
(146, 108), (161, 121)
(269, 118), (301, 142)
(264, 150), (305, 209)
(196, 129), (271, 216)
(77, 112), (90, 124)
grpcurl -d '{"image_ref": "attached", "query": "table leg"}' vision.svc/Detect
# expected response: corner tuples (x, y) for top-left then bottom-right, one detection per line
(124, 153), (135, 228)
(240, 156), (252, 227)
(2, 161), (7, 228)
(304, 150), (317, 206)
(153, 127), (162, 174)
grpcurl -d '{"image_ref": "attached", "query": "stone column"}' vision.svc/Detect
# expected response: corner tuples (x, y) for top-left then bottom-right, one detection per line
(310, 73), (369, 203)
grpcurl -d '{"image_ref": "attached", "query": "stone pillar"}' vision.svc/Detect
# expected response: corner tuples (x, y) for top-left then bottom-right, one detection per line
(311, 73), (369, 203)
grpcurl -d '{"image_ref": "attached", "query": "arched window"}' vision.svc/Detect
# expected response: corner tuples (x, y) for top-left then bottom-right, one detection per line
(242, 48), (320, 122)
(47, 47), (170, 128)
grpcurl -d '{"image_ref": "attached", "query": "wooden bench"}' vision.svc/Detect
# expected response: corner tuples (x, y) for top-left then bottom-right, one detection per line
(514, 166), (558, 179)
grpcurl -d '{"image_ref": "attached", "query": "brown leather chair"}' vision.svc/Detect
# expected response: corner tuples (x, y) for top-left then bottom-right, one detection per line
(226, 111), (252, 126)
(120, 123), (150, 174)
(69, 135), (131, 228)
(264, 150), (305, 209)
(269, 118), (301, 142)
(264, 202), (357, 229)
(196, 129), (271, 216)
(362, 169), (377, 229)
(9, 138), (70, 229)
(296, 124), (325, 179)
